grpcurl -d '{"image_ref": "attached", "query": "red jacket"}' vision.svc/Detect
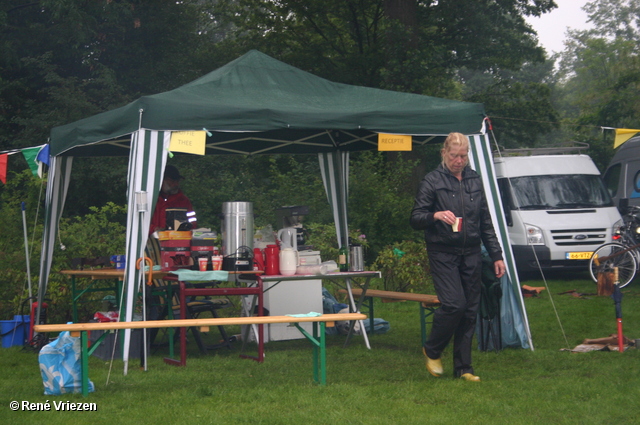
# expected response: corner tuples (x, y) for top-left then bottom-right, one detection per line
(149, 190), (195, 235)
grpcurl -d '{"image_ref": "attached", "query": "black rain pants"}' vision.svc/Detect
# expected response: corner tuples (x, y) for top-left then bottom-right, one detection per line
(424, 250), (482, 377)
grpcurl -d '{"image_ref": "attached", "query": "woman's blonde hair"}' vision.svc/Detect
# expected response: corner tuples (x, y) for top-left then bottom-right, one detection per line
(440, 132), (470, 167)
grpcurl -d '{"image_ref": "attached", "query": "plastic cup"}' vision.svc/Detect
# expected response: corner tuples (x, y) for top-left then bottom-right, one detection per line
(198, 257), (208, 272)
(452, 217), (462, 232)
(212, 256), (223, 271)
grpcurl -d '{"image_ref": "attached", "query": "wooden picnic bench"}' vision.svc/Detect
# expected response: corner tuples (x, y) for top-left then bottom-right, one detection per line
(337, 288), (440, 345)
(35, 312), (366, 396)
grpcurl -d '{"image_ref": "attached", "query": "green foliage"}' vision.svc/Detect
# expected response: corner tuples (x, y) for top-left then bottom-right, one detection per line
(461, 62), (560, 147)
(304, 222), (369, 266)
(0, 0), (215, 152)
(555, 0), (640, 168)
(0, 170), (128, 322)
(211, 0), (553, 97)
(36, 203), (127, 323)
(0, 170), (46, 319)
(58, 202), (127, 262)
(349, 151), (420, 259)
(372, 240), (432, 293)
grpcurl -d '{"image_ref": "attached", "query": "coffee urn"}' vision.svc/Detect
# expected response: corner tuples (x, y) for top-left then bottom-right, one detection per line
(221, 202), (254, 271)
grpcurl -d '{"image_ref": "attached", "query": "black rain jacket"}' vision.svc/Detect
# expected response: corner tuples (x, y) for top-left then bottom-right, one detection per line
(410, 164), (503, 262)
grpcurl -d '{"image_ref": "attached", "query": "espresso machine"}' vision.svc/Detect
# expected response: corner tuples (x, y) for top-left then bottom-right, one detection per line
(275, 205), (310, 250)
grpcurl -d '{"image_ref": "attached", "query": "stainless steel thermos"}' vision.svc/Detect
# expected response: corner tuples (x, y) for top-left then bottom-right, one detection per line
(349, 244), (364, 271)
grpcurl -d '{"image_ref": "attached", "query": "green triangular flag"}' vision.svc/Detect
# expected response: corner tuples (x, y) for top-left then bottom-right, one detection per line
(21, 147), (41, 177)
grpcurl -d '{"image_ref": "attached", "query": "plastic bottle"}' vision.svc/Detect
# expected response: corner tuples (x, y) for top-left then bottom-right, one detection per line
(338, 238), (349, 272)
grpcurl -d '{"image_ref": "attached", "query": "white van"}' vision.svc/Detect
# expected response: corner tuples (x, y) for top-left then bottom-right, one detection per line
(602, 135), (640, 210)
(493, 147), (621, 274)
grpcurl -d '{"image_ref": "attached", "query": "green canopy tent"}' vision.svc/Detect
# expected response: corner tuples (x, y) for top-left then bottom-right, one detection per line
(38, 50), (532, 371)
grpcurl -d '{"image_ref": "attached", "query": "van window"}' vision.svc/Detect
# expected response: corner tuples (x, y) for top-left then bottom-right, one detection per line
(602, 163), (621, 198)
(508, 174), (614, 210)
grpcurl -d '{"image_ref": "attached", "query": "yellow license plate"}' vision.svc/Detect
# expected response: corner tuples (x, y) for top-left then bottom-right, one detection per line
(566, 252), (593, 260)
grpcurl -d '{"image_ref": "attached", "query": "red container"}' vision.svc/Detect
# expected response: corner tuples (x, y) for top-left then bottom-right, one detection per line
(160, 239), (191, 271)
(253, 248), (265, 271)
(264, 244), (280, 275)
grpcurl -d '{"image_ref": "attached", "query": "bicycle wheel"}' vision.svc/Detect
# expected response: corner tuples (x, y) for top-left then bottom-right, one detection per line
(589, 243), (637, 288)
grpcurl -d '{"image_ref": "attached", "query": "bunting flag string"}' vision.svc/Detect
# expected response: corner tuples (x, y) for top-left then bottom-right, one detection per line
(0, 144), (49, 184)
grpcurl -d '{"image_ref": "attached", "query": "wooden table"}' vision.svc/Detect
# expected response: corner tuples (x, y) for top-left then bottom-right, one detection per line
(60, 269), (265, 366)
(60, 268), (169, 322)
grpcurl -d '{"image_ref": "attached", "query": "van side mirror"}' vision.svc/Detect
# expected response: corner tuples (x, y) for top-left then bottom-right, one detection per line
(619, 198), (629, 214)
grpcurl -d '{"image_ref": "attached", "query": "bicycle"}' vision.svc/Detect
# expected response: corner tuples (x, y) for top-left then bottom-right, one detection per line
(588, 205), (640, 288)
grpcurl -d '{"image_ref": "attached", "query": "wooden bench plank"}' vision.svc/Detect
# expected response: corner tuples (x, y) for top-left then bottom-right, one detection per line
(339, 288), (439, 305)
(35, 313), (367, 397)
(337, 288), (440, 345)
(34, 313), (366, 334)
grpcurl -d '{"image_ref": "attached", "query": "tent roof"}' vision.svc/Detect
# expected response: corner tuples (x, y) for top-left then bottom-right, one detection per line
(49, 50), (486, 157)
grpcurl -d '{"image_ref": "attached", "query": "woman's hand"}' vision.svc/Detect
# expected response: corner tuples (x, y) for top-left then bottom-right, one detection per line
(494, 260), (506, 279)
(436, 210), (456, 225)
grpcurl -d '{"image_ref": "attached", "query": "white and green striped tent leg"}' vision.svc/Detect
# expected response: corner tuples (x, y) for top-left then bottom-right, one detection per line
(318, 150), (371, 349)
(469, 133), (533, 350)
(36, 155), (73, 325)
(318, 150), (350, 247)
(121, 129), (169, 373)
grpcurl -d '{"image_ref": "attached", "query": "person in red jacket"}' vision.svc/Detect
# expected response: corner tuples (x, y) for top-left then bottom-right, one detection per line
(149, 165), (196, 235)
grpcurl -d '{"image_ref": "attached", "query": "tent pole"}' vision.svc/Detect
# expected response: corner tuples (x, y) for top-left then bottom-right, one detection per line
(21, 202), (33, 300)
(136, 193), (149, 371)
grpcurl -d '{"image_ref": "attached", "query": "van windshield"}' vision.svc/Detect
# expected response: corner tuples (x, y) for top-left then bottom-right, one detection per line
(508, 174), (614, 210)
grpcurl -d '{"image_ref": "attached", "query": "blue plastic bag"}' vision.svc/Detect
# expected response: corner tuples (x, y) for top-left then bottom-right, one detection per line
(364, 318), (390, 334)
(322, 288), (348, 335)
(39, 330), (94, 395)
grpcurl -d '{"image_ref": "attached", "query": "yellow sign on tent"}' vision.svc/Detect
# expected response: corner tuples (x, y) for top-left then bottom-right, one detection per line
(169, 131), (206, 155)
(614, 128), (640, 149)
(378, 134), (412, 151)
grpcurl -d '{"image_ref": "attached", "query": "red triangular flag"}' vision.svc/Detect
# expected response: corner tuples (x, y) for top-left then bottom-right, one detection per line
(0, 153), (8, 184)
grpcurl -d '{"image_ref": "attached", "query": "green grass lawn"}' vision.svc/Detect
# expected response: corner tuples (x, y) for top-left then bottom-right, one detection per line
(1, 273), (639, 425)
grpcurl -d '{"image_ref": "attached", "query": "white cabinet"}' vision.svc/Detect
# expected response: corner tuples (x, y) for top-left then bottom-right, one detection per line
(263, 279), (322, 341)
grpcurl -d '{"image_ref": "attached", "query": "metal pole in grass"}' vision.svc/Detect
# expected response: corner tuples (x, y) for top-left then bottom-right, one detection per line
(21, 202), (33, 299)
(612, 267), (625, 352)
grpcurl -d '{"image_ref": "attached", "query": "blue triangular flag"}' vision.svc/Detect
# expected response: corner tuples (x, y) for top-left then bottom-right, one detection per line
(36, 144), (50, 165)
